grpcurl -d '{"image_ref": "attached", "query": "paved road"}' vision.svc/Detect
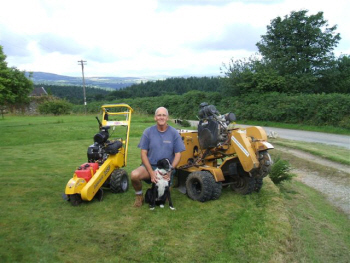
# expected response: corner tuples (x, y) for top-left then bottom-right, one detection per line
(245, 126), (350, 149)
(187, 121), (350, 149)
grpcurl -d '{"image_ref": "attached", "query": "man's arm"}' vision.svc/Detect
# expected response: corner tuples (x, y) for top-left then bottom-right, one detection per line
(141, 149), (157, 183)
(172, 152), (182, 168)
(163, 152), (182, 181)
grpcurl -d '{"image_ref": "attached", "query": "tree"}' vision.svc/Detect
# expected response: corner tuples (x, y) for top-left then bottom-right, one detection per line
(257, 10), (341, 74)
(221, 57), (257, 96)
(317, 54), (350, 94)
(0, 45), (33, 116)
(256, 10), (341, 93)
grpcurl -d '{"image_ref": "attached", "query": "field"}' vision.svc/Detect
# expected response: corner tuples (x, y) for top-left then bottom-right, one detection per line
(0, 114), (349, 262)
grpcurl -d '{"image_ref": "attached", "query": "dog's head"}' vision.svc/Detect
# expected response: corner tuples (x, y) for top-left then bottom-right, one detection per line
(156, 158), (172, 173)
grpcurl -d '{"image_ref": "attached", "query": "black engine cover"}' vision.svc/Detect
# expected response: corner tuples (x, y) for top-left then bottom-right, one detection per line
(198, 120), (219, 149)
(105, 141), (123, 155)
(87, 144), (101, 162)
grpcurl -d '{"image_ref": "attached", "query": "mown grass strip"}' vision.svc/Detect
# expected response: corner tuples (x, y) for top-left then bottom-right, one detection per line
(271, 138), (350, 166)
(280, 180), (350, 262)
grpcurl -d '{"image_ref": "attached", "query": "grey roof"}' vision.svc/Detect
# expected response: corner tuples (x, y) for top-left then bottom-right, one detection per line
(30, 87), (48, 96)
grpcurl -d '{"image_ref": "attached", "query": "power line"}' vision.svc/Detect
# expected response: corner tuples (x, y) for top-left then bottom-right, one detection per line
(78, 60), (87, 114)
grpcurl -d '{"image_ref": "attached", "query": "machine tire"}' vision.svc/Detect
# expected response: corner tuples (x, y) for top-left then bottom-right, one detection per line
(186, 171), (214, 202)
(230, 164), (255, 195)
(258, 151), (273, 178)
(70, 194), (82, 206)
(254, 178), (264, 192)
(110, 169), (129, 193)
(230, 174), (255, 195)
(210, 179), (222, 200)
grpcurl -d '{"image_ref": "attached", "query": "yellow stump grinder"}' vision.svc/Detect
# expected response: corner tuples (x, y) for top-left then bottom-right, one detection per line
(175, 102), (274, 202)
(63, 104), (133, 206)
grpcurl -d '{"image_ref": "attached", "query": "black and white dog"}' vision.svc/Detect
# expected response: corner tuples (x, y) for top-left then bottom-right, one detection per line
(145, 158), (175, 210)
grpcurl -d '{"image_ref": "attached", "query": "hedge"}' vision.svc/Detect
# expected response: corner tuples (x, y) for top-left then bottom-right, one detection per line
(71, 92), (350, 129)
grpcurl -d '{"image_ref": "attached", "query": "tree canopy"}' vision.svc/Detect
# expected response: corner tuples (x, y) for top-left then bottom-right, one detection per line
(223, 10), (347, 95)
(257, 10), (341, 76)
(0, 45), (33, 110)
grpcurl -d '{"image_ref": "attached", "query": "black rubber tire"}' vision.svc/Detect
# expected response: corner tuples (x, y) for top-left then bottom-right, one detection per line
(230, 174), (255, 195)
(186, 171), (214, 202)
(211, 180), (222, 200)
(110, 169), (129, 193)
(254, 178), (264, 192)
(70, 194), (82, 206)
(258, 151), (273, 178)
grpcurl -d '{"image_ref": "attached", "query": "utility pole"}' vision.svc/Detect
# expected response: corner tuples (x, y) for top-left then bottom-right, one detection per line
(78, 60), (87, 114)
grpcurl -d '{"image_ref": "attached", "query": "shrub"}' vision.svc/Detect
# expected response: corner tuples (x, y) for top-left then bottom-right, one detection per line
(181, 120), (191, 127)
(269, 156), (294, 184)
(38, 99), (72, 115)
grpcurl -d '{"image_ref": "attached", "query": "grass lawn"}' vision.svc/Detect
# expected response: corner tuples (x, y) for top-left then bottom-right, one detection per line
(0, 114), (349, 262)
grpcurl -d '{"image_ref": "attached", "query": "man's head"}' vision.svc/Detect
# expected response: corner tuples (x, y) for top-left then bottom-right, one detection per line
(155, 107), (168, 117)
(154, 107), (169, 128)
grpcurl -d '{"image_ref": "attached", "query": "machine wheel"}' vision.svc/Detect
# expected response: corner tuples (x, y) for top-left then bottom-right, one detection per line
(70, 194), (82, 206)
(230, 165), (255, 195)
(230, 174), (255, 195)
(230, 166), (255, 195)
(211, 180), (222, 200)
(110, 169), (129, 193)
(258, 151), (273, 178)
(186, 171), (214, 202)
(254, 178), (264, 192)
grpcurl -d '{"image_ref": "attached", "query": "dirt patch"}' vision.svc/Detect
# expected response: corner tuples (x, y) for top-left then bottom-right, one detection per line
(277, 146), (350, 218)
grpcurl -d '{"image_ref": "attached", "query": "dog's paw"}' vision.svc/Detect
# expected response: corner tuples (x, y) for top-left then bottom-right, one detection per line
(170, 206), (176, 210)
(149, 206), (155, 210)
(160, 204), (164, 208)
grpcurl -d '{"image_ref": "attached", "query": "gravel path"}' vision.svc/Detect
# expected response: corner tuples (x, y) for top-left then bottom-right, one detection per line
(293, 169), (350, 218)
(277, 147), (350, 218)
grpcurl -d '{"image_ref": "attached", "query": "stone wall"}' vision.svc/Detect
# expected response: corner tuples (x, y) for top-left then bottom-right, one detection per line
(7, 96), (53, 115)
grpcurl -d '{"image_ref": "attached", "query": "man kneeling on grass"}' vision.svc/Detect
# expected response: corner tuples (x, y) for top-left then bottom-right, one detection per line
(130, 107), (185, 207)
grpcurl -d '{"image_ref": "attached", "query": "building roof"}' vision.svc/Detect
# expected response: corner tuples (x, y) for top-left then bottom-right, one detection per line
(30, 87), (48, 97)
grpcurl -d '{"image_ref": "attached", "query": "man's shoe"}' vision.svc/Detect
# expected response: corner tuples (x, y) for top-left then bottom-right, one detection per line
(133, 194), (144, 207)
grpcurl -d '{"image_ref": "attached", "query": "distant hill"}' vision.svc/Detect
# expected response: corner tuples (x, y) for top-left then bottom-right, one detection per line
(26, 72), (162, 90)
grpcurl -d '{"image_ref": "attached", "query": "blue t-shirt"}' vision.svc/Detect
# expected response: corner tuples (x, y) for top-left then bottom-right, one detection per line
(138, 125), (185, 165)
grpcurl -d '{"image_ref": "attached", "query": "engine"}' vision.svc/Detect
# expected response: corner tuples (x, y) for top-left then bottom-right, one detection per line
(87, 125), (122, 164)
(197, 102), (236, 150)
(87, 126), (110, 163)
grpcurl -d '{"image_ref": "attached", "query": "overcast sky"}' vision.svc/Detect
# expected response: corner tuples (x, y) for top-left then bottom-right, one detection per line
(1, 0), (349, 77)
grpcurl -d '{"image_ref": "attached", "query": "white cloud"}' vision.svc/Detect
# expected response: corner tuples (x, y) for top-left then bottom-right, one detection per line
(0, 0), (349, 77)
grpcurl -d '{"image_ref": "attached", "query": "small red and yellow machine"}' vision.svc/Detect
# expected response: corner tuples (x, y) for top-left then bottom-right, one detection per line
(63, 104), (133, 206)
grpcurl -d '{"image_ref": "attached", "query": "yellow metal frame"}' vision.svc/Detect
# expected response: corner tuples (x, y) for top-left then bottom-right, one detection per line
(101, 103), (133, 166)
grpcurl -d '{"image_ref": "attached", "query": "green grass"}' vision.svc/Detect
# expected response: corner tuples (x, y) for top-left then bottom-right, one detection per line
(280, 181), (350, 262)
(0, 115), (349, 262)
(270, 138), (350, 165)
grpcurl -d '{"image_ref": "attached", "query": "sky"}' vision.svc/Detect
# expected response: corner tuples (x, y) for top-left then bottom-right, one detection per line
(1, 0), (349, 78)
